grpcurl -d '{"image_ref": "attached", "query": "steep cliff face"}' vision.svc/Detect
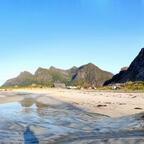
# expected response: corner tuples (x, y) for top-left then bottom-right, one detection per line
(104, 48), (144, 85)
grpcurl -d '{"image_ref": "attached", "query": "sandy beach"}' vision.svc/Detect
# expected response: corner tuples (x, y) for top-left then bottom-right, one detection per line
(9, 88), (144, 118)
(0, 88), (143, 143)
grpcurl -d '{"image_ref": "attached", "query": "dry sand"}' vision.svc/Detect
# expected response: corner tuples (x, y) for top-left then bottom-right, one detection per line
(10, 88), (144, 118)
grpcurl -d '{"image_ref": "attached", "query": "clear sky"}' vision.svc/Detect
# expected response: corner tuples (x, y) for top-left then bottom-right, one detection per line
(0, 0), (144, 84)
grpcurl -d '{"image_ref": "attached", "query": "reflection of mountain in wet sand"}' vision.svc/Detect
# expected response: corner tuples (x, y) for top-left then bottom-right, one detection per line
(21, 98), (35, 107)
(20, 97), (50, 109)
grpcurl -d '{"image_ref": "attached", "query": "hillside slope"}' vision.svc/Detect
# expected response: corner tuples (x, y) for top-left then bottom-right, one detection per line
(104, 48), (144, 85)
(3, 63), (113, 87)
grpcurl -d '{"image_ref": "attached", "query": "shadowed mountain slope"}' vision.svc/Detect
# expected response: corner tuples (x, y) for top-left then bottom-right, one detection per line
(104, 48), (144, 85)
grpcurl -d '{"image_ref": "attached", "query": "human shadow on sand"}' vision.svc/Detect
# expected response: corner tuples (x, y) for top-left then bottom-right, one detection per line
(24, 126), (39, 144)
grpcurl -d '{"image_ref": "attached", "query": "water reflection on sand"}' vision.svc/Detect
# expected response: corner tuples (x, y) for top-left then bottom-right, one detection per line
(0, 92), (143, 144)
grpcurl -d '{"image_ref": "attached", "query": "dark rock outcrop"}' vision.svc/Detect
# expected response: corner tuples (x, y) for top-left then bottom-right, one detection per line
(104, 48), (144, 85)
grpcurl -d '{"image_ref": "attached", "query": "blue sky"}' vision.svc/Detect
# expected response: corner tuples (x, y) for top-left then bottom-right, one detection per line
(0, 0), (144, 84)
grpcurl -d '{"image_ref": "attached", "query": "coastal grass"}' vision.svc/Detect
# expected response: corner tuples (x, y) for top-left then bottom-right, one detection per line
(1, 81), (144, 93)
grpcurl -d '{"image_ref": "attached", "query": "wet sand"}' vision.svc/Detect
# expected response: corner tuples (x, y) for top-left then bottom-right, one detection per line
(13, 88), (144, 117)
(0, 90), (143, 143)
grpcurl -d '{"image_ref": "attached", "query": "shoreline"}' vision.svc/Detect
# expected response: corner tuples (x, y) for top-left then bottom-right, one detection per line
(7, 88), (144, 118)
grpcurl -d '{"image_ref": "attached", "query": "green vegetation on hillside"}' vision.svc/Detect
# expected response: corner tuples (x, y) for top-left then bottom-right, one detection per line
(2, 63), (113, 88)
(99, 81), (144, 92)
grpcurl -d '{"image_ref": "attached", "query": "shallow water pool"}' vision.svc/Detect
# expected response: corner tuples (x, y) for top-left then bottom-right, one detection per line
(0, 92), (144, 144)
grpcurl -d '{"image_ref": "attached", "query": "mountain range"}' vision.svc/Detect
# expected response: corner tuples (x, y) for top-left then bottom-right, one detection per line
(3, 48), (144, 88)
(3, 63), (113, 87)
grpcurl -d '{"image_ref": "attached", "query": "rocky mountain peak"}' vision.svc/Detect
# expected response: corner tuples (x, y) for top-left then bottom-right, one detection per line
(49, 66), (56, 70)
(104, 48), (144, 85)
(3, 63), (113, 87)
(120, 67), (128, 72)
(138, 48), (144, 57)
(19, 71), (33, 76)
